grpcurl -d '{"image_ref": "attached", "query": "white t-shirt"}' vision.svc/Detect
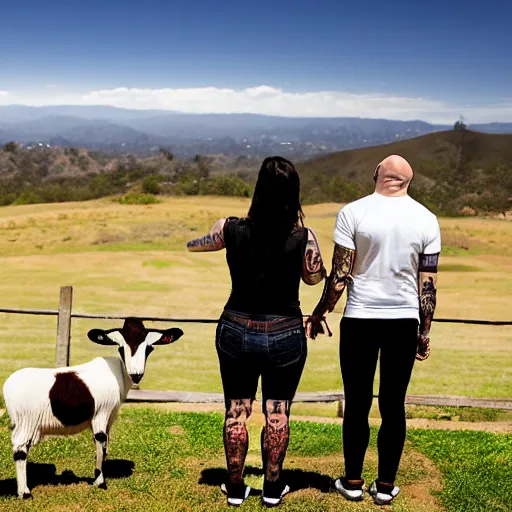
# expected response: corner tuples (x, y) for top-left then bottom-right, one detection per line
(334, 193), (441, 320)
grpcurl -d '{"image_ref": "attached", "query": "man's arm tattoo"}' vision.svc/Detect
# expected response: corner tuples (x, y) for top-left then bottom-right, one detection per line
(187, 218), (226, 252)
(312, 244), (355, 317)
(418, 253), (439, 336)
(303, 229), (327, 285)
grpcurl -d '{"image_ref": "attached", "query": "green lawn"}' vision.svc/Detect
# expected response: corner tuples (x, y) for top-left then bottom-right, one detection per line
(0, 409), (509, 511)
(409, 429), (512, 512)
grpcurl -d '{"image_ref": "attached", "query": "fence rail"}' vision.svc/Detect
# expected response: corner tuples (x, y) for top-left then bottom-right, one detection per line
(1, 307), (511, 326)
(126, 389), (512, 410)
(1, 286), (511, 414)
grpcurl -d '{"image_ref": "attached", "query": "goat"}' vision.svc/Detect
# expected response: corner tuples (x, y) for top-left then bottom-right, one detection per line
(3, 318), (183, 499)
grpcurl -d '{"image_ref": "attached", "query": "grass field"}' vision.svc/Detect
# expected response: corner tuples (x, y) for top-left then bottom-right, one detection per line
(0, 408), (509, 511)
(0, 196), (511, 404)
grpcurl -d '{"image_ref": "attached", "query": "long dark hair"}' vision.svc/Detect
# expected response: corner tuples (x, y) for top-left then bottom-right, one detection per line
(247, 156), (304, 233)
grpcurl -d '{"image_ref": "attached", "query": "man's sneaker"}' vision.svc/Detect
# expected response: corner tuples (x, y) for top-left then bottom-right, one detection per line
(220, 482), (251, 506)
(262, 480), (291, 507)
(369, 480), (400, 505)
(334, 477), (365, 501)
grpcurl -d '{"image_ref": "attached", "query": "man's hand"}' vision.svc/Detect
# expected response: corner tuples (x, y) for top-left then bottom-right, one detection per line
(305, 315), (332, 340)
(416, 334), (430, 361)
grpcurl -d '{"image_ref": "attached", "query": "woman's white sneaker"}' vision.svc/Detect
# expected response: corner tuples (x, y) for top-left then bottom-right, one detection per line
(334, 478), (365, 501)
(262, 480), (291, 507)
(369, 480), (400, 505)
(221, 482), (251, 506)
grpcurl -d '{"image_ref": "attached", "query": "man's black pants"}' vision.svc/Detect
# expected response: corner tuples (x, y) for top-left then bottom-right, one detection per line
(339, 317), (418, 483)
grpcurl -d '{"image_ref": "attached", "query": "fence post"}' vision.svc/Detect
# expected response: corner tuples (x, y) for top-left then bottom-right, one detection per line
(56, 286), (73, 367)
(337, 398), (345, 418)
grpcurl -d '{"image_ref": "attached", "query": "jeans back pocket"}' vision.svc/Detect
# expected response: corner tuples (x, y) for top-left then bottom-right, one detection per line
(216, 321), (244, 359)
(268, 327), (306, 368)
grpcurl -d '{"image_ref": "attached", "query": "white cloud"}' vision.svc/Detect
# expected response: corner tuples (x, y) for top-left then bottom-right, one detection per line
(77, 86), (453, 121)
(2, 86), (512, 124)
(0, 90), (9, 97)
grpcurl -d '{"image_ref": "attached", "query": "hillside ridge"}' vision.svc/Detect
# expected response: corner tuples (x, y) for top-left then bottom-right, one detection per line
(1, 130), (511, 215)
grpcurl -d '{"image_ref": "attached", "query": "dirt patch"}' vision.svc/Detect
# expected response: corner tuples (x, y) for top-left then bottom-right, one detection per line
(401, 449), (445, 511)
(398, 418), (511, 433)
(188, 451), (442, 511)
(168, 425), (185, 435)
(291, 414), (512, 433)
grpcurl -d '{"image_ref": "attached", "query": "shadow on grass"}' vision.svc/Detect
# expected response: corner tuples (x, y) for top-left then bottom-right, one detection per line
(199, 465), (333, 494)
(0, 459), (135, 498)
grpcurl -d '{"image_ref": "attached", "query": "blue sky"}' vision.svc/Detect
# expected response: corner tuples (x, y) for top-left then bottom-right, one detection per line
(0, 0), (511, 122)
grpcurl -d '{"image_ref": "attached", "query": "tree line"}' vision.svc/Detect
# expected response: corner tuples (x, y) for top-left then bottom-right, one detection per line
(1, 142), (510, 216)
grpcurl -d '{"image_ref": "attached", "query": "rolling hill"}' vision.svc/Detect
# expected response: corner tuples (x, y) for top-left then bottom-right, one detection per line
(299, 130), (512, 182)
(298, 130), (512, 214)
(0, 130), (511, 215)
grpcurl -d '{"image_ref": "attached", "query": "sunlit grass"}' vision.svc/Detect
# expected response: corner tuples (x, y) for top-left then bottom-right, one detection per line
(0, 197), (510, 404)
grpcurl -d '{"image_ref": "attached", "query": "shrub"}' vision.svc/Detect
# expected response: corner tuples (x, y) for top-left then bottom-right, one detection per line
(13, 190), (42, 205)
(2, 141), (18, 153)
(117, 192), (160, 205)
(142, 175), (161, 195)
(200, 175), (253, 197)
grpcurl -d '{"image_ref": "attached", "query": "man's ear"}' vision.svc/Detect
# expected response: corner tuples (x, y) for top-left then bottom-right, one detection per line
(88, 329), (120, 346)
(149, 328), (184, 346)
(373, 164), (380, 183)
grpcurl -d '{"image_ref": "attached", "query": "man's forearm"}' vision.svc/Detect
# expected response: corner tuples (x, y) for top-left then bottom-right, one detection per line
(313, 244), (355, 316)
(418, 253), (439, 336)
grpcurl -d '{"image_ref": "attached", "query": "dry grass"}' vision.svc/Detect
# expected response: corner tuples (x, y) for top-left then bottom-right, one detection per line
(0, 197), (510, 403)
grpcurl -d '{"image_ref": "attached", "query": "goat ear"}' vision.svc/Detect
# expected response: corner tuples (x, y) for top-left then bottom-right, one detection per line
(88, 329), (119, 346)
(150, 328), (184, 346)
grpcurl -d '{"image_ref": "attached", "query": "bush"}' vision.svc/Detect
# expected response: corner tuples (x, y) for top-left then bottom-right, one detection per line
(174, 178), (200, 196)
(117, 192), (160, 205)
(142, 175), (161, 195)
(2, 141), (18, 153)
(301, 172), (363, 204)
(200, 175), (252, 197)
(13, 190), (42, 205)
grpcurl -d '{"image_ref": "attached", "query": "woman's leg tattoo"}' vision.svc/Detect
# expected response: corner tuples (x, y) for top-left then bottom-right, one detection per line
(262, 399), (290, 482)
(224, 399), (252, 484)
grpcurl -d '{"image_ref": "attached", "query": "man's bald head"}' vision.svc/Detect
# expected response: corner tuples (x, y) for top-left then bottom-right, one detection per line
(373, 155), (414, 196)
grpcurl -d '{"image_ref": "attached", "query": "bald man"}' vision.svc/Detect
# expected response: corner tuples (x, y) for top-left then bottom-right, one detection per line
(306, 155), (441, 505)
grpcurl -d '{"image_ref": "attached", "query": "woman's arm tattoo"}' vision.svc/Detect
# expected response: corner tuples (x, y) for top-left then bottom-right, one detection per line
(312, 244), (355, 316)
(187, 218), (226, 252)
(303, 229), (327, 285)
(418, 253), (439, 336)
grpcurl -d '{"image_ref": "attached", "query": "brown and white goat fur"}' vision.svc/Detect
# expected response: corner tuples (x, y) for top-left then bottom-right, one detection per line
(3, 318), (183, 498)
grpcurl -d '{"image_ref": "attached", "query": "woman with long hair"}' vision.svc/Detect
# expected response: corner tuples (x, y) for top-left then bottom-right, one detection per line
(187, 156), (325, 507)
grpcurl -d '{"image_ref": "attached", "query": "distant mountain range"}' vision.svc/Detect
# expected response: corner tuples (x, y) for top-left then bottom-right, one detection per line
(1, 105), (512, 158)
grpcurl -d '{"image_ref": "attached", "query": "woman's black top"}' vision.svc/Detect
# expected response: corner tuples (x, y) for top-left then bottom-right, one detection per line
(223, 218), (308, 318)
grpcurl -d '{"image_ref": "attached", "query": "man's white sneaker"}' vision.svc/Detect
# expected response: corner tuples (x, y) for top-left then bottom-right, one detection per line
(221, 482), (251, 506)
(334, 477), (365, 501)
(369, 480), (400, 505)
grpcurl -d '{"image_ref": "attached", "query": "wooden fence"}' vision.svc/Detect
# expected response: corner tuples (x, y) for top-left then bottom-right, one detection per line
(1, 286), (511, 414)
